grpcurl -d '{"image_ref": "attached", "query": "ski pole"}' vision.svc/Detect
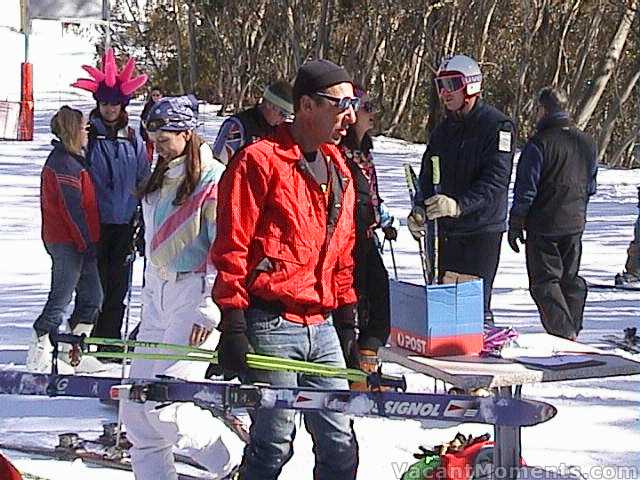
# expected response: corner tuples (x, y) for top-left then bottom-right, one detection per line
(431, 156), (441, 284)
(80, 336), (406, 389)
(388, 238), (398, 281)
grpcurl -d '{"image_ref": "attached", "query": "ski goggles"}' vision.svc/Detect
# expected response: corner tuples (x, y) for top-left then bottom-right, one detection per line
(145, 117), (189, 133)
(314, 92), (361, 112)
(434, 74), (467, 94)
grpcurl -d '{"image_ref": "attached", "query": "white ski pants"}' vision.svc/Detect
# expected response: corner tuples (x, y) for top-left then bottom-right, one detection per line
(121, 269), (244, 480)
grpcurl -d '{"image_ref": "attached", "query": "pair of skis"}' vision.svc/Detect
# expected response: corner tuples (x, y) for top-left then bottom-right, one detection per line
(0, 369), (556, 427)
(404, 161), (440, 285)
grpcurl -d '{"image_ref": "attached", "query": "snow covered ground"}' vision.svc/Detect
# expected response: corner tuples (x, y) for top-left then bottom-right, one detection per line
(0, 20), (639, 480)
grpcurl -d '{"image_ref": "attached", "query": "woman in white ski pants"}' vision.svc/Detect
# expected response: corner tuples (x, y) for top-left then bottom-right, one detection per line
(121, 95), (244, 480)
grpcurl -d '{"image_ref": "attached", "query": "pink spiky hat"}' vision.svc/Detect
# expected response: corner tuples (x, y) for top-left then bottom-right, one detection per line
(71, 48), (148, 106)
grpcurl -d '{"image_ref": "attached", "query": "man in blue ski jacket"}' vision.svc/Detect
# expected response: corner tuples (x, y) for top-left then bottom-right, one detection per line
(408, 54), (515, 325)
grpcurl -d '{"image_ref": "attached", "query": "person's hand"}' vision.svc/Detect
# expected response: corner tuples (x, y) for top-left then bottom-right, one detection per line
(424, 194), (460, 219)
(382, 226), (398, 241)
(508, 216), (526, 253)
(210, 309), (253, 379)
(189, 323), (211, 347)
(407, 206), (427, 240)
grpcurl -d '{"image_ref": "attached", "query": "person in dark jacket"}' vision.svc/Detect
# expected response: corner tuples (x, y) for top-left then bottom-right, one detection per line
(211, 80), (293, 164)
(140, 85), (163, 161)
(509, 86), (598, 340)
(72, 48), (150, 343)
(339, 85), (396, 377)
(26, 106), (102, 374)
(407, 54), (515, 325)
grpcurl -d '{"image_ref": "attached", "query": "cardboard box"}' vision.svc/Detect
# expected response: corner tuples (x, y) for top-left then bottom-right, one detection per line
(389, 275), (484, 356)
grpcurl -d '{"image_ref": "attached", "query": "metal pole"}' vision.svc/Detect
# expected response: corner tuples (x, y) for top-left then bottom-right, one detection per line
(431, 156), (441, 284)
(103, 0), (111, 50)
(20, 0), (30, 61)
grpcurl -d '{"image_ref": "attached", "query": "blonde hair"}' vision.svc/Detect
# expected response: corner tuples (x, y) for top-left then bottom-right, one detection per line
(51, 106), (84, 154)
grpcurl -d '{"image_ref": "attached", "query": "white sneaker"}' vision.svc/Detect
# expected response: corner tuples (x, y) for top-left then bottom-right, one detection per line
(26, 331), (75, 374)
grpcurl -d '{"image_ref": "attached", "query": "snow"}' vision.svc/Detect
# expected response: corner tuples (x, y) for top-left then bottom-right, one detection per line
(0, 20), (639, 480)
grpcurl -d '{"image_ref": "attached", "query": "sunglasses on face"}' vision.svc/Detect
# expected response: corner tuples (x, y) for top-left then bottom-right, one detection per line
(314, 92), (360, 112)
(434, 74), (466, 94)
(99, 101), (121, 107)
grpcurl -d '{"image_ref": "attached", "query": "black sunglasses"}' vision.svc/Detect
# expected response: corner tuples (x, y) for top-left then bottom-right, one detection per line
(314, 92), (360, 112)
(99, 101), (121, 107)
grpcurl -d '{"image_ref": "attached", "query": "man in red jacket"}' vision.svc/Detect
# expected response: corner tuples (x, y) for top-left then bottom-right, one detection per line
(211, 59), (360, 480)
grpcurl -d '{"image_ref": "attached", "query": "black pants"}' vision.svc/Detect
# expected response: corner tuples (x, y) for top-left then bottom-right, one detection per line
(93, 223), (134, 339)
(354, 236), (390, 349)
(439, 232), (503, 321)
(525, 232), (587, 339)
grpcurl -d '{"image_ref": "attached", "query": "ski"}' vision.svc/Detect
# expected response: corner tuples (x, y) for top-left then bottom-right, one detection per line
(0, 370), (556, 427)
(587, 281), (640, 292)
(0, 440), (221, 480)
(404, 163), (433, 284)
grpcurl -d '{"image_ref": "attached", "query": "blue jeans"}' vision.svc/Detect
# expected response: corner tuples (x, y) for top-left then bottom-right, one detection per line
(33, 243), (103, 335)
(239, 308), (359, 480)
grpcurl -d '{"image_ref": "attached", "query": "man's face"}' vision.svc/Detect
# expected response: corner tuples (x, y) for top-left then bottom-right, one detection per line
(309, 82), (357, 145)
(99, 102), (122, 123)
(262, 101), (289, 127)
(439, 88), (466, 112)
(151, 130), (190, 159)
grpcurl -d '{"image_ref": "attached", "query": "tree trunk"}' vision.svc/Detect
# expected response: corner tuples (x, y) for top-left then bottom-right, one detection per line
(173, 0), (184, 93)
(597, 62), (640, 163)
(316, 0), (331, 59)
(187, 0), (198, 94)
(574, 0), (637, 129)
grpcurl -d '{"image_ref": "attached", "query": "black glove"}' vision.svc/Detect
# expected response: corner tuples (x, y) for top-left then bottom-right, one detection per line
(333, 304), (359, 369)
(208, 309), (253, 379)
(508, 216), (526, 253)
(382, 226), (398, 241)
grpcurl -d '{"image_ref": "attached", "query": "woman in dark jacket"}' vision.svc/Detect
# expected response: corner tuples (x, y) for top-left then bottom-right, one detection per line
(339, 86), (396, 377)
(26, 106), (103, 374)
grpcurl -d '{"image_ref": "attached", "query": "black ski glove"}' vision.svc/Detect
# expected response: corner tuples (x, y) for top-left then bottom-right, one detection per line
(207, 309), (253, 379)
(333, 304), (359, 369)
(508, 216), (526, 253)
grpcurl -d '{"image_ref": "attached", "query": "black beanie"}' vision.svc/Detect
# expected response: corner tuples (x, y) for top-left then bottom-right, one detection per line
(293, 59), (352, 101)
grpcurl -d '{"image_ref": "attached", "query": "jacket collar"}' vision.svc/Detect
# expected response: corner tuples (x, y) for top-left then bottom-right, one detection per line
(536, 111), (572, 132)
(272, 124), (340, 164)
(51, 139), (86, 164)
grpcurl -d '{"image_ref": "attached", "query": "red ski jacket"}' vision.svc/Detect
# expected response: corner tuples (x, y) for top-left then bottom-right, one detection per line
(211, 125), (357, 324)
(40, 141), (100, 252)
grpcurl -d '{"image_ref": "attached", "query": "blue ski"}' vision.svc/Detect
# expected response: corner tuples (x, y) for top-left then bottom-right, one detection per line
(0, 370), (555, 427)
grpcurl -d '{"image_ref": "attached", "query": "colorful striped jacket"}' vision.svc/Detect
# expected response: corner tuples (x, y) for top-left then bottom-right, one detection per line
(142, 143), (224, 274)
